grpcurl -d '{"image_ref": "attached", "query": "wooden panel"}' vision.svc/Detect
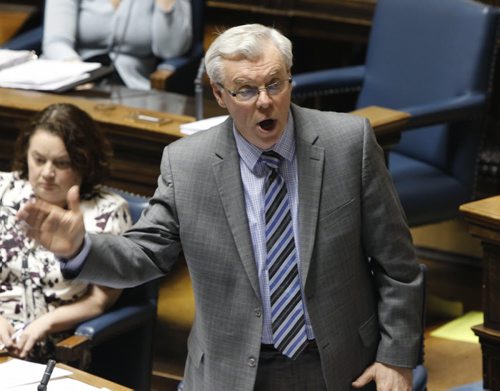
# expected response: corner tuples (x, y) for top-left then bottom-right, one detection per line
(0, 4), (35, 44)
(461, 196), (500, 389)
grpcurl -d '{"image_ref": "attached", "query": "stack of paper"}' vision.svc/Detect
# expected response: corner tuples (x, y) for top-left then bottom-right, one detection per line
(180, 115), (229, 135)
(0, 59), (101, 91)
(1, 358), (116, 389)
(0, 49), (36, 71)
(0, 358), (72, 389)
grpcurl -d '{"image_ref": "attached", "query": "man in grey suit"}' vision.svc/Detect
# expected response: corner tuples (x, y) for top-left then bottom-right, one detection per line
(19, 24), (423, 390)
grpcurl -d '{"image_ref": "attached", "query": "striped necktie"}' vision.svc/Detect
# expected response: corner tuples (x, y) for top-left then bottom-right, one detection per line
(261, 151), (308, 359)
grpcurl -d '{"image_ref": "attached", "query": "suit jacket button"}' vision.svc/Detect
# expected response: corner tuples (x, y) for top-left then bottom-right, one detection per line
(254, 308), (262, 317)
(248, 357), (257, 367)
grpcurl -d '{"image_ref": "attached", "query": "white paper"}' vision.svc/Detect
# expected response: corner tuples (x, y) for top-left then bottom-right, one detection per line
(0, 59), (100, 91)
(9, 377), (104, 391)
(180, 115), (229, 135)
(0, 358), (72, 389)
(0, 49), (36, 71)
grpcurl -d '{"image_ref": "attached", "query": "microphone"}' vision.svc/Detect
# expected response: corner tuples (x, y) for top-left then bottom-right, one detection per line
(37, 359), (56, 391)
(194, 57), (205, 121)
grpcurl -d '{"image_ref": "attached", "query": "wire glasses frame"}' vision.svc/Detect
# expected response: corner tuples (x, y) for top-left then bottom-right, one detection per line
(217, 77), (292, 102)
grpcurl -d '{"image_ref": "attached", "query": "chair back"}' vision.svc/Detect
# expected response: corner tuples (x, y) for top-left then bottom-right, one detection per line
(86, 187), (158, 391)
(106, 187), (156, 306)
(358, 0), (497, 187)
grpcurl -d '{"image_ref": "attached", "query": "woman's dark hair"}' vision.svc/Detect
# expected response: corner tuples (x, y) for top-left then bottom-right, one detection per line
(11, 103), (113, 199)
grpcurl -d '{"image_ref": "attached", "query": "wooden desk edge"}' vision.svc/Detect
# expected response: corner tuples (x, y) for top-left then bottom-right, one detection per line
(460, 196), (500, 223)
(57, 362), (133, 390)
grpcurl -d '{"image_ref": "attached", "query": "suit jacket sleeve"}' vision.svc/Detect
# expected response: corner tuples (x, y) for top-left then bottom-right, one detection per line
(359, 118), (424, 367)
(78, 146), (182, 288)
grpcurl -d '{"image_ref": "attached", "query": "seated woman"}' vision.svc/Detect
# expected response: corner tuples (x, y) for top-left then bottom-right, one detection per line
(0, 103), (131, 362)
(42, 0), (193, 90)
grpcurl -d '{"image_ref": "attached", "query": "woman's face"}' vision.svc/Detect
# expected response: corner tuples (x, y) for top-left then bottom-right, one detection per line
(27, 129), (82, 207)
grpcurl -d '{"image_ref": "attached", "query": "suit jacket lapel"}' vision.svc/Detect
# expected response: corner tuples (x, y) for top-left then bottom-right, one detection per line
(292, 105), (325, 285)
(212, 120), (261, 299)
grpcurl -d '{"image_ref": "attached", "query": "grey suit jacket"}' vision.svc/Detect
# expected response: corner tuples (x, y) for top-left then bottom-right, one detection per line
(82, 104), (423, 390)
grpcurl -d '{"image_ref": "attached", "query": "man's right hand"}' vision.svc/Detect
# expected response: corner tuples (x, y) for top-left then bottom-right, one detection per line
(16, 185), (86, 259)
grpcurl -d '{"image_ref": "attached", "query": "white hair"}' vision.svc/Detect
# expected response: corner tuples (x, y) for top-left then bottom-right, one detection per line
(204, 24), (293, 84)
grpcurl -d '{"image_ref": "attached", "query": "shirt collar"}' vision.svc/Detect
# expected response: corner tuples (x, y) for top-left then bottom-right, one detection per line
(233, 110), (295, 174)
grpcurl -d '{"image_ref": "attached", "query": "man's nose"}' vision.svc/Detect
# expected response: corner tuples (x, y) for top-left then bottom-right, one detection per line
(256, 89), (272, 108)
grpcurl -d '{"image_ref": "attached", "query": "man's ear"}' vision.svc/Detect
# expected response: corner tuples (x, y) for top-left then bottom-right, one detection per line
(211, 83), (227, 108)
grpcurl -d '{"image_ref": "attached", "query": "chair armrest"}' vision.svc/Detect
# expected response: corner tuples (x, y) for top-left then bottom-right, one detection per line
(150, 68), (175, 90)
(292, 65), (366, 98)
(157, 57), (191, 72)
(74, 304), (156, 345)
(402, 92), (487, 130)
(151, 45), (204, 90)
(55, 335), (91, 363)
(157, 45), (204, 73)
(351, 106), (410, 137)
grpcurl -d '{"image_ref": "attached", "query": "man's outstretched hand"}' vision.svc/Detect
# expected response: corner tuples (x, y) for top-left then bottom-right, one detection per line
(16, 185), (86, 259)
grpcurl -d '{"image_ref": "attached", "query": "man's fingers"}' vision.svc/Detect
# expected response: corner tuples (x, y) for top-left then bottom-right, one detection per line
(352, 364), (375, 388)
(16, 198), (51, 228)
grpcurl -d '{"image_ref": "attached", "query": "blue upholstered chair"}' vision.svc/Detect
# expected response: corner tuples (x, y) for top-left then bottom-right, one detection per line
(55, 188), (159, 391)
(292, 0), (499, 227)
(3, 0), (205, 95)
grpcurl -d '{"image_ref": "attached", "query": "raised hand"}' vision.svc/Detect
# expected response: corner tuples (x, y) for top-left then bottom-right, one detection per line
(16, 185), (86, 258)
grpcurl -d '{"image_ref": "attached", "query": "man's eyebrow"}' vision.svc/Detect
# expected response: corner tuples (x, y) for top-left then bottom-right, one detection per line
(232, 70), (284, 86)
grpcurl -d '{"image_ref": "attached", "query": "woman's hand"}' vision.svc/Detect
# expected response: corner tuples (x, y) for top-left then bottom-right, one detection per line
(11, 318), (50, 359)
(0, 315), (15, 350)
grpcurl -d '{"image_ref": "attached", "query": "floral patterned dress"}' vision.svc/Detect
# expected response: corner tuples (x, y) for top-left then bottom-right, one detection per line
(0, 171), (131, 361)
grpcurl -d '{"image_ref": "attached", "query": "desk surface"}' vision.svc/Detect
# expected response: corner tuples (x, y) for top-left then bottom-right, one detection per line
(0, 355), (132, 390)
(64, 84), (227, 118)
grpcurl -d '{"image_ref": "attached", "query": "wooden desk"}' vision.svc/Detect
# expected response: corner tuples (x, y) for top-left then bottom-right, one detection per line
(460, 196), (500, 389)
(0, 356), (132, 390)
(0, 87), (408, 195)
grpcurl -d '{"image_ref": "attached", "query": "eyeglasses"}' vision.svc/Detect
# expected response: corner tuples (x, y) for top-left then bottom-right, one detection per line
(217, 77), (292, 102)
